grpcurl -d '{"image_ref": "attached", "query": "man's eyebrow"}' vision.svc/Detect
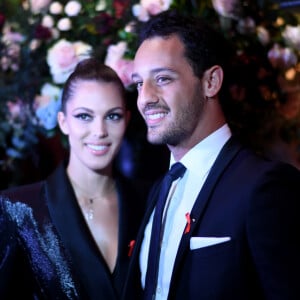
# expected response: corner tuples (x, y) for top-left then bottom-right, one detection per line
(131, 67), (176, 80)
(131, 73), (140, 80)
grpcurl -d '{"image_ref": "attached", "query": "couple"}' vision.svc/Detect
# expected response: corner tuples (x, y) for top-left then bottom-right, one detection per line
(1, 9), (300, 300)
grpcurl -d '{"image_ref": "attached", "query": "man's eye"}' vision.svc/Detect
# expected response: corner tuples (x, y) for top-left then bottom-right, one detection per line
(157, 76), (170, 84)
(134, 81), (143, 90)
(106, 113), (123, 121)
(74, 113), (92, 121)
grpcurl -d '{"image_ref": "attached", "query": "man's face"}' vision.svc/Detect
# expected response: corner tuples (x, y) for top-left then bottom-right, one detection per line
(132, 35), (206, 150)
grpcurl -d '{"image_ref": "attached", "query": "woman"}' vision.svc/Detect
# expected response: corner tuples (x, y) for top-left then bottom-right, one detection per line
(0, 58), (148, 299)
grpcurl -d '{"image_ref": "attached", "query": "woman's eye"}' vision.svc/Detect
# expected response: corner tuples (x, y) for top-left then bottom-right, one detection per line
(74, 113), (92, 121)
(106, 113), (123, 121)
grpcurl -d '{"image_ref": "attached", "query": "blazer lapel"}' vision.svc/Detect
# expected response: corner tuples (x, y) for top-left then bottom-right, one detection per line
(45, 162), (117, 299)
(169, 137), (243, 292)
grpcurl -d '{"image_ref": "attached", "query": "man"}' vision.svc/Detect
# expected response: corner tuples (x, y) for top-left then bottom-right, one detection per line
(123, 9), (300, 300)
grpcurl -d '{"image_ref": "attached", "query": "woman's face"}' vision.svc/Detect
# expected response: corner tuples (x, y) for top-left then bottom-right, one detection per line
(58, 80), (130, 174)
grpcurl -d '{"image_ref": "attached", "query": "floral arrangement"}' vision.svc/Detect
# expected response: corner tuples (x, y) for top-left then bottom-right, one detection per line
(0, 0), (300, 186)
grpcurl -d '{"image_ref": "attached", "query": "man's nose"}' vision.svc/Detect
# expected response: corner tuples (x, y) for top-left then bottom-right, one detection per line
(137, 81), (159, 107)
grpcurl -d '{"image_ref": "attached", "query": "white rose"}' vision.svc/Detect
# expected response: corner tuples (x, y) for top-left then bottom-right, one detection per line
(282, 25), (300, 51)
(133, 0), (172, 21)
(141, 0), (171, 14)
(132, 4), (149, 22)
(42, 15), (54, 28)
(29, 39), (41, 51)
(257, 26), (270, 46)
(65, 1), (82, 17)
(49, 1), (63, 15)
(105, 41), (127, 67)
(57, 17), (72, 31)
(96, 0), (107, 11)
(73, 41), (93, 60)
(51, 28), (60, 39)
(212, 0), (241, 19)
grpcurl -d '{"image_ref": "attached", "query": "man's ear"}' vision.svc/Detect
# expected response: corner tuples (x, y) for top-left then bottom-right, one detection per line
(57, 111), (69, 135)
(203, 65), (223, 98)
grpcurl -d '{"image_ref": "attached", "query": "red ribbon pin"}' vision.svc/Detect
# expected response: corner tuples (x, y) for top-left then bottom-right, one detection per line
(128, 240), (135, 257)
(184, 212), (191, 234)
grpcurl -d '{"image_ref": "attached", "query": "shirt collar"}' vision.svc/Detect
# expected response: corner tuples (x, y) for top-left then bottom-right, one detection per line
(170, 124), (232, 177)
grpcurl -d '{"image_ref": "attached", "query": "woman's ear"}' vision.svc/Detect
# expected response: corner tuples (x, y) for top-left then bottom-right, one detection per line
(203, 65), (223, 98)
(57, 111), (69, 135)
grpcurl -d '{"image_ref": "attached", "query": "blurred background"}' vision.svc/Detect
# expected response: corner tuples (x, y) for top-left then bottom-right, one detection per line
(0, 0), (300, 188)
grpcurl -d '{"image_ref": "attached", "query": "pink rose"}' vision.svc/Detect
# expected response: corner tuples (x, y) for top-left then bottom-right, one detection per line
(132, 0), (172, 21)
(141, 0), (172, 13)
(29, 0), (51, 14)
(105, 41), (134, 87)
(2, 25), (25, 44)
(47, 39), (92, 83)
(115, 59), (134, 87)
(7, 100), (23, 120)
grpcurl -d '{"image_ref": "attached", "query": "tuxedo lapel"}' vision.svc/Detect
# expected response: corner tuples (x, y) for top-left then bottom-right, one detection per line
(122, 181), (161, 299)
(127, 181), (159, 266)
(169, 138), (243, 294)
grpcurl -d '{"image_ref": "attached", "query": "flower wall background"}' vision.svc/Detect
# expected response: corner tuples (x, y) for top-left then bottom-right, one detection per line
(0, 0), (300, 187)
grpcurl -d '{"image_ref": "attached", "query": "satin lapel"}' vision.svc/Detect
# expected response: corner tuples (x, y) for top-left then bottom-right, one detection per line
(169, 138), (243, 291)
(123, 181), (160, 297)
(115, 176), (147, 292)
(133, 180), (161, 254)
(45, 163), (116, 299)
(116, 176), (148, 260)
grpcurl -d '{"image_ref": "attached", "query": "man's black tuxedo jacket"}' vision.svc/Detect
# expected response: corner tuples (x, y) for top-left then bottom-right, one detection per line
(0, 162), (148, 299)
(122, 137), (300, 300)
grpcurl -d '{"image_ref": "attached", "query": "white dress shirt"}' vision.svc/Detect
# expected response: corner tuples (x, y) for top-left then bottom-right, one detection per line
(139, 124), (232, 300)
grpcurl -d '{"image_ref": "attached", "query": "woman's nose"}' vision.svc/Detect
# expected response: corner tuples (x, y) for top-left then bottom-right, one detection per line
(92, 119), (108, 138)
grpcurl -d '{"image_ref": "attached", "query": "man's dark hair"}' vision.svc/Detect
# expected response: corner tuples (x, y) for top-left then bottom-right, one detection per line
(137, 9), (233, 79)
(137, 9), (234, 119)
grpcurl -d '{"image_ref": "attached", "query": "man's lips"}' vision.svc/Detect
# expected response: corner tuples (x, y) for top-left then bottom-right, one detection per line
(144, 110), (168, 126)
